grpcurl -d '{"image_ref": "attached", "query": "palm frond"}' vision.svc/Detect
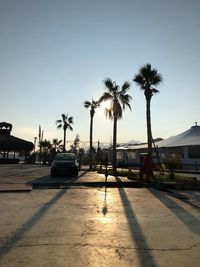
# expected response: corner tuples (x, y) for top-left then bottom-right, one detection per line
(56, 124), (62, 129)
(56, 119), (62, 124)
(133, 74), (145, 88)
(151, 73), (163, 85)
(104, 78), (115, 93)
(105, 107), (113, 119)
(140, 63), (152, 79)
(152, 88), (160, 94)
(68, 125), (73, 131)
(61, 114), (66, 121)
(84, 101), (91, 108)
(139, 64), (153, 83)
(120, 94), (132, 110)
(68, 116), (73, 124)
(99, 92), (113, 103)
(123, 101), (132, 110)
(121, 81), (131, 93)
(92, 100), (100, 108)
(104, 78), (119, 95)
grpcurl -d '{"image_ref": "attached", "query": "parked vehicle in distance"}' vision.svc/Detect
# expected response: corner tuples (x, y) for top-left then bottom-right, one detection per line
(51, 153), (79, 177)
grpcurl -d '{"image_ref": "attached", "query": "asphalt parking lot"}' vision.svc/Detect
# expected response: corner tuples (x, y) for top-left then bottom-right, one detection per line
(0, 164), (200, 267)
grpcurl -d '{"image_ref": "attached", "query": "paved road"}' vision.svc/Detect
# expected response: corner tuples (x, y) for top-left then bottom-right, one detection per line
(0, 164), (135, 189)
(0, 165), (200, 266)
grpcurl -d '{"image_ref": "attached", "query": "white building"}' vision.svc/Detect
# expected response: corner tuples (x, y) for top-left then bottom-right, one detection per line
(117, 124), (200, 171)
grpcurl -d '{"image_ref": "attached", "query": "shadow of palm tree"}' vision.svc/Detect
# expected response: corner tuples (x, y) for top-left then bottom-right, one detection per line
(149, 189), (200, 235)
(116, 177), (157, 267)
(102, 186), (108, 216)
(0, 189), (66, 258)
(0, 171), (88, 258)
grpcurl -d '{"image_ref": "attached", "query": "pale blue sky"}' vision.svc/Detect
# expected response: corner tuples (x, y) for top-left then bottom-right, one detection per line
(0, 0), (199, 147)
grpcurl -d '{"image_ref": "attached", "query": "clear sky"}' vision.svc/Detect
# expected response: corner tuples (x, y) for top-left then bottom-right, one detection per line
(1, 0), (199, 148)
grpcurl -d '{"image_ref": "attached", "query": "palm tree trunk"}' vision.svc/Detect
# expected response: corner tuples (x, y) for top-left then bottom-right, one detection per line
(146, 99), (152, 157)
(146, 99), (153, 178)
(112, 114), (117, 174)
(89, 115), (93, 169)
(63, 129), (66, 152)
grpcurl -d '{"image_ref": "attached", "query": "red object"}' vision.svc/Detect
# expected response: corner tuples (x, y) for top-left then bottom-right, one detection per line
(139, 154), (152, 183)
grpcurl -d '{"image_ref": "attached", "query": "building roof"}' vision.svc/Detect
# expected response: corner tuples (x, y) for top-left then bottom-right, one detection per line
(0, 122), (34, 152)
(118, 125), (200, 150)
(0, 134), (34, 152)
(156, 125), (200, 148)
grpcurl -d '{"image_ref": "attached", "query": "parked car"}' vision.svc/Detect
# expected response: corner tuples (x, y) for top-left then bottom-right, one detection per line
(51, 153), (79, 177)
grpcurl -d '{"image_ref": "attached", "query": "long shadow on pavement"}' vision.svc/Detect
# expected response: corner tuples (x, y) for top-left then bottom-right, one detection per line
(149, 189), (200, 236)
(116, 177), (158, 267)
(29, 170), (88, 187)
(0, 173), (85, 259)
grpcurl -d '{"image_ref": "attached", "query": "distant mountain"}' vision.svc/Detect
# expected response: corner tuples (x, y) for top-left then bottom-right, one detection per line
(127, 138), (164, 145)
(127, 140), (142, 145)
(116, 140), (143, 147)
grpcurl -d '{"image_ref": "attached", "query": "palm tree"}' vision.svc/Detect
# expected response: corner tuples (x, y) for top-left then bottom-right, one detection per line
(52, 138), (62, 152)
(84, 99), (100, 169)
(99, 78), (132, 173)
(39, 139), (51, 165)
(56, 114), (73, 152)
(133, 63), (162, 174)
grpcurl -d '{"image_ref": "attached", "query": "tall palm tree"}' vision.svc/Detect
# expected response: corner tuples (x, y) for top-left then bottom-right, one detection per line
(84, 99), (100, 169)
(99, 78), (132, 173)
(133, 63), (162, 171)
(56, 114), (73, 152)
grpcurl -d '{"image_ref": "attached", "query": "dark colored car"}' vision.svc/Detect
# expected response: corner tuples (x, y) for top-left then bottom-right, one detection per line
(51, 153), (79, 177)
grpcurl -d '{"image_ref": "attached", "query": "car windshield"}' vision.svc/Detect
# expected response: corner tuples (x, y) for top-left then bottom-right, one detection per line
(54, 154), (75, 161)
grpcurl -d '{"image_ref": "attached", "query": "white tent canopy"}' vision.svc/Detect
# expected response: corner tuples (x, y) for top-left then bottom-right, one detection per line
(116, 125), (200, 169)
(120, 125), (200, 150)
(156, 125), (200, 148)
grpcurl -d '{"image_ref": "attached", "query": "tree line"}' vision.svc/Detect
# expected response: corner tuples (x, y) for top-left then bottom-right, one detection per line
(36, 63), (163, 176)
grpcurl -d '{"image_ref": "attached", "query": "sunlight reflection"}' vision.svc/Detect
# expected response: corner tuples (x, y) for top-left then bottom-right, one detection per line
(96, 187), (117, 224)
(96, 101), (110, 121)
(98, 214), (113, 224)
(98, 185), (116, 203)
(99, 101), (110, 111)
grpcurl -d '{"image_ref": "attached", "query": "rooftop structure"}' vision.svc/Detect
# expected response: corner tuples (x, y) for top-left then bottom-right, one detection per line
(0, 122), (34, 163)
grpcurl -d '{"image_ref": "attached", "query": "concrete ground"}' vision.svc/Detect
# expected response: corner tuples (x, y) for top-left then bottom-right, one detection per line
(0, 165), (200, 267)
